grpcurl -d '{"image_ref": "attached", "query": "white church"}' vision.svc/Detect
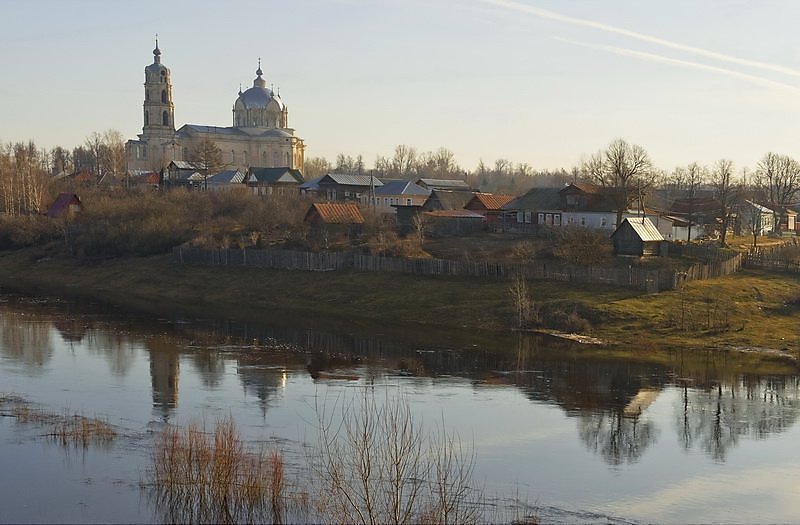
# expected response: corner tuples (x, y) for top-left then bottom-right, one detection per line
(126, 40), (306, 175)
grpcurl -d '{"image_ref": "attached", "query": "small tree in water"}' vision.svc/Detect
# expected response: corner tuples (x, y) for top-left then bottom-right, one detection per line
(310, 388), (483, 525)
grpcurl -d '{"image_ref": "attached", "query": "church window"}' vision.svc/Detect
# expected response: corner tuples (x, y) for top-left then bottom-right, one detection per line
(162, 111), (169, 126)
(262, 152), (267, 165)
(243, 151), (248, 165)
(285, 152), (291, 166)
(161, 90), (167, 103)
(145, 91), (150, 101)
(272, 151), (279, 166)
(144, 111), (149, 125)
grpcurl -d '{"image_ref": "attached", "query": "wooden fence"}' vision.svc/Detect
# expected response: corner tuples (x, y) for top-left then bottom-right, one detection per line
(175, 245), (743, 293)
(743, 244), (800, 274)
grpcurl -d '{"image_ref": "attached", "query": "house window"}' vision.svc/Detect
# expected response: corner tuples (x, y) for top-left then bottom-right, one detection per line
(601, 217), (608, 228)
(580, 217), (585, 226)
(406, 198), (412, 205)
(554, 215), (561, 226)
(537, 213), (544, 224)
(524, 212), (532, 224)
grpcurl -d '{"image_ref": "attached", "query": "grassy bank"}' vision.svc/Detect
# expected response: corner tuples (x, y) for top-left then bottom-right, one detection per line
(0, 248), (798, 357)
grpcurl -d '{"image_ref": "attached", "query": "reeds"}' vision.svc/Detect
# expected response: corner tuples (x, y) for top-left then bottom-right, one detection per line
(0, 394), (116, 447)
(149, 416), (291, 524)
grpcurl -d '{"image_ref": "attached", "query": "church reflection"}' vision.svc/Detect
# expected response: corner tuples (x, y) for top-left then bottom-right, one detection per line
(2, 292), (800, 465)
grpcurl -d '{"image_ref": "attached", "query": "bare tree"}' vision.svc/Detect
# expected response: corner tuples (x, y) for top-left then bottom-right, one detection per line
(755, 152), (800, 233)
(709, 159), (740, 246)
(303, 156), (332, 180)
(391, 144), (418, 179)
(581, 139), (655, 227)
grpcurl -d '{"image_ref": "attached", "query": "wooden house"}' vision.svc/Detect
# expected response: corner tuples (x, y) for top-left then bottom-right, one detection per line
(304, 202), (365, 247)
(611, 217), (664, 256)
(416, 178), (471, 191)
(245, 167), (303, 195)
(316, 173), (383, 201)
(46, 193), (82, 218)
(421, 189), (475, 212)
(364, 180), (430, 212)
(464, 193), (514, 224)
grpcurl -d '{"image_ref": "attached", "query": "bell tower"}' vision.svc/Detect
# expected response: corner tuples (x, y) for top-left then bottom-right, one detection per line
(142, 37), (175, 138)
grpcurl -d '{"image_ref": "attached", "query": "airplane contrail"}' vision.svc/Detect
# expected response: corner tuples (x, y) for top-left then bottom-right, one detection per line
(482, 0), (800, 78)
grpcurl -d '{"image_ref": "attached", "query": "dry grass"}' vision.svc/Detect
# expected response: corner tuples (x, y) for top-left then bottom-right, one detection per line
(0, 395), (116, 447)
(149, 416), (297, 524)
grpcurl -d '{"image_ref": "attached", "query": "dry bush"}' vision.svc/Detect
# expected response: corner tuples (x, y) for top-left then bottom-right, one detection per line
(310, 389), (483, 525)
(551, 226), (612, 266)
(0, 215), (61, 250)
(149, 417), (292, 524)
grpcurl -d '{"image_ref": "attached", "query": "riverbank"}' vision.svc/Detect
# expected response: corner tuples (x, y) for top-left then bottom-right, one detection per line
(0, 248), (798, 360)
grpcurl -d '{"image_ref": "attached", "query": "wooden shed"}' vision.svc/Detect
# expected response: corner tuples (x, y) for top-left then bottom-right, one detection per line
(46, 193), (83, 218)
(611, 217), (664, 256)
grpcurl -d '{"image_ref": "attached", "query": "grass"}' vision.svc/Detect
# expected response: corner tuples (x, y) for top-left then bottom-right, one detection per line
(0, 247), (799, 359)
(0, 395), (116, 447)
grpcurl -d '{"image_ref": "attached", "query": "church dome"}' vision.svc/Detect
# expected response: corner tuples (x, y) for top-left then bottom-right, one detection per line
(235, 65), (284, 111)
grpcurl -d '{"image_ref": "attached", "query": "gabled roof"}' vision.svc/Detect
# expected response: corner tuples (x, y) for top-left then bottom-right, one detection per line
(669, 196), (720, 216)
(208, 169), (246, 185)
(374, 180), (430, 196)
(467, 192), (514, 211)
(305, 202), (365, 224)
(742, 200), (773, 214)
(247, 167), (303, 184)
(46, 193), (81, 218)
(502, 187), (562, 211)
(416, 178), (471, 191)
(319, 173), (383, 187)
(299, 175), (325, 191)
(614, 217), (664, 242)
(424, 189), (475, 211)
(561, 182), (603, 195)
(169, 160), (200, 170)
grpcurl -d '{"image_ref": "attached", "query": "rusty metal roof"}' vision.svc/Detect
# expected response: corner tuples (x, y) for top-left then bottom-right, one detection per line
(306, 202), (364, 224)
(468, 192), (514, 211)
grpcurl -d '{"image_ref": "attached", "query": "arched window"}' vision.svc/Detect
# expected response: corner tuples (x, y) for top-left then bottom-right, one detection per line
(162, 111), (169, 126)
(243, 151), (248, 166)
(285, 152), (291, 166)
(272, 151), (279, 166)
(262, 152), (267, 166)
(161, 90), (167, 103)
(144, 111), (149, 126)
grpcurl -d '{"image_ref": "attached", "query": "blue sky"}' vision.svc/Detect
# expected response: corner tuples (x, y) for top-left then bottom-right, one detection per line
(2, 0), (800, 172)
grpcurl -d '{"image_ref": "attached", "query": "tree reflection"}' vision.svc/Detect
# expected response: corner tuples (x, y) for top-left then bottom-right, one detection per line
(578, 410), (657, 466)
(0, 306), (54, 371)
(676, 376), (800, 461)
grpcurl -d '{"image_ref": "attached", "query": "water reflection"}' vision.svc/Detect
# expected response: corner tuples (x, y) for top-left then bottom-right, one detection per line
(677, 377), (800, 462)
(1, 293), (800, 467)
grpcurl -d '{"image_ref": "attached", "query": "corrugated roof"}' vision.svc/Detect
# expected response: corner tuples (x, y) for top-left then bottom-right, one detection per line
(622, 217), (664, 242)
(743, 200), (773, 214)
(320, 173), (384, 187)
(208, 169), (246, 185)
(469, 193), (514, 211)
(417, 178), (471, 190)
(306, 202), (365, 224)
(374, 180), (430, 196)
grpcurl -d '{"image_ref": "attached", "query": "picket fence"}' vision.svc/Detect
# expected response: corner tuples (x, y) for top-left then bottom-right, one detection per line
(744, 243), (800, 274)
(174, 245), (743, 293)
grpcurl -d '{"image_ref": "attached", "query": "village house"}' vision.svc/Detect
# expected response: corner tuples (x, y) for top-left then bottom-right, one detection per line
(245, 167), (303, 195)
(362, 180), (430, 212)
(316, 173), (383, 201)
(46, 193), (83, 218)
(206, 169), (246, 191)
(416, 178), (471, 192)
(464, 193), (514, 225)
(611, 217), (664, 256)
(737, 200), (775, 237)
(304, 202), (365, 248)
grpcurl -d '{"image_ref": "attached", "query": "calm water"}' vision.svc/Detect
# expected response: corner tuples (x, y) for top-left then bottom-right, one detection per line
(1, 293), (799, 524)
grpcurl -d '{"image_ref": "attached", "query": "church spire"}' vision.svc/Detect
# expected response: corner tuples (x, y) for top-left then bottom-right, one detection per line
(153, 34), (162, 64)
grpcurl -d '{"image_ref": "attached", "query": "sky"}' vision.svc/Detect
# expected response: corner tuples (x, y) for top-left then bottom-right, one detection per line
(2, 0), (800, 173)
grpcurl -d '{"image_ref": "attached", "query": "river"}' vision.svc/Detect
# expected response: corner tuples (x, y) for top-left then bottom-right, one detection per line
(0, 292), (799, 523)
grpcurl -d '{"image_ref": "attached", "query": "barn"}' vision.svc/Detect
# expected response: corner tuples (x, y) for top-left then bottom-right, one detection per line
(611, 217), (664, 256)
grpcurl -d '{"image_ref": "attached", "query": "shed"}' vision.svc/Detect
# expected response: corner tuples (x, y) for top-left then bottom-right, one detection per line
(611, 217), (664, 256)
(46, 193), (82, 218)
(304, 202), (365, 225)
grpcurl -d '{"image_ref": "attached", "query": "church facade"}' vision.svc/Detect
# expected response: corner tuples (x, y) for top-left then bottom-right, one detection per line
(126, 41), (305, 175)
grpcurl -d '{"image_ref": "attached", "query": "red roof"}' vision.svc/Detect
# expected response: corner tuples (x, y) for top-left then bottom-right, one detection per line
(46, 193), (81, 218)
(305, 202), (365, 224)
(562, 182), (603, 195)
(467, 193), (515, 211)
